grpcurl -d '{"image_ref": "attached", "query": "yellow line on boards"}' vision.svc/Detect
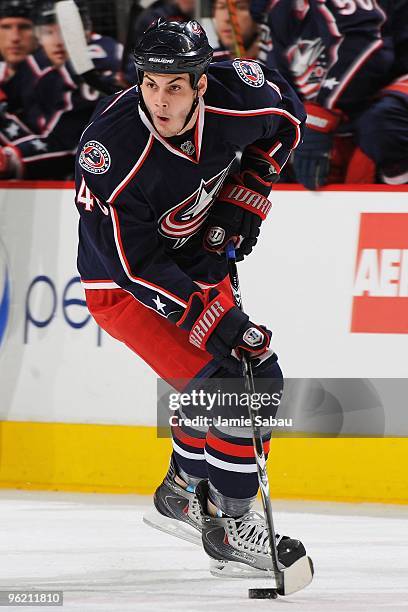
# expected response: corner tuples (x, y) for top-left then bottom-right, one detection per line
(0, 421), (407, 503)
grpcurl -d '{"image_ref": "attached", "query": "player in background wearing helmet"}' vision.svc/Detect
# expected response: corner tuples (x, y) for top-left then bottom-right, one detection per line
(75, 18), (309, 577)
(0, 0), (37, 177)
(0, 0), (36, 82)
(0, 0), (135, 180)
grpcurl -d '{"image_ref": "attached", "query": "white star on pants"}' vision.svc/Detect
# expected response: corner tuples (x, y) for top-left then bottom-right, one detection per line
(31, 139), (48, 151)
(6, 123), (19, 139)
(153, 295), (166, 314)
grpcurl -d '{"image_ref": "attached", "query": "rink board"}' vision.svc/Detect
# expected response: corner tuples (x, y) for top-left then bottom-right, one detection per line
(0, 421), (408, 503)
(0, 183), (408, 502)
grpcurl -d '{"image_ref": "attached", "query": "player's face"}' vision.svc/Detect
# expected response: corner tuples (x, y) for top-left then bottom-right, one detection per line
(37, 23), (68, 67)
(141, 73), (207, 137)
(0, 17), (35, 65)
(213, 0), (257, 50)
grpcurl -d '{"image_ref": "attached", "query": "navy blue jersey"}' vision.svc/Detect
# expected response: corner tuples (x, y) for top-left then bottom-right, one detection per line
(0, 50), (49, 169)
(212, 45), (234, 63)
(22, 34), (134, 131)
(382, 0), (408, 77)
(5, 34), (134, 180)
(0, 47), (50, 119)
(212, 33), (276, 69)
(263, 0), (394, 114)
(75, 61), (305, 320)
(85, 33), (136, 89)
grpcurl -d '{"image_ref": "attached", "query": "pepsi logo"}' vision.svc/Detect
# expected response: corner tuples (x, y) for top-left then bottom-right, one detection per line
(0, 238), (10, 352)
(79, 140), (111, 175)
(233, 60), (265, 88)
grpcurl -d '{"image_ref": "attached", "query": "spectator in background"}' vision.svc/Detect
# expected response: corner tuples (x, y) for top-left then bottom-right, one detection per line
(130, 0), (194, 45)
(0, 0), (132, 180)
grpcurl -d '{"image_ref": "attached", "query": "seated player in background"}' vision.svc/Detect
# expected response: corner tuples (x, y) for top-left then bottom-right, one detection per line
(0, 0), (134, 180)
(350, 0), (408, 185)
(75, 18), (310, 578)
(212, 0), (274, 64)
(0, 0), (37, 111)
(0, 0), (38, 178)
(251, 0), (407, 187)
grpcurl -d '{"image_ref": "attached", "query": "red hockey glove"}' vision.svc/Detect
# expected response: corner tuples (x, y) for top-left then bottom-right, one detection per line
(176, 288), (271, 374)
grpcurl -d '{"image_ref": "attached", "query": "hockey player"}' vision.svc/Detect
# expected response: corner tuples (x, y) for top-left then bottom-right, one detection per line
(0, 0), (134, 180)
(250, 0), (402, 187)
(0, 0), (36, 84)
(213, 0), (260, 59)
(211, 0), (275, 65)
(349, 0), (408, 184)
(75, 18), (308, 577)
(251, 0), (408, 189)
(0, 1), (37, 120)
(0, 0), (38, 176)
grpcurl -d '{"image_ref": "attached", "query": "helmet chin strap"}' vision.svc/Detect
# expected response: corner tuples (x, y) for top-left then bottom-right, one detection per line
(138, 87), (151, 121)
(177, 90), (199, 134)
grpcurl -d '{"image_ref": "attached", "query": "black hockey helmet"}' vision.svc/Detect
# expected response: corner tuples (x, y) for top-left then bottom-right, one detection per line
(33, 0), (92, 31)
(0, 0), (34, 20)
(133, 18), (213, 89)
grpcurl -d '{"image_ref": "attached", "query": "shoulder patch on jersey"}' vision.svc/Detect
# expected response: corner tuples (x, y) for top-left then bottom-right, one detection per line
(79, 140), (111, 175)
(232, 60), (265, 88)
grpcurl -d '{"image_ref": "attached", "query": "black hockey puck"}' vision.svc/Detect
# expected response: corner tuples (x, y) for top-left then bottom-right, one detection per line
(248, 588), (278, 599)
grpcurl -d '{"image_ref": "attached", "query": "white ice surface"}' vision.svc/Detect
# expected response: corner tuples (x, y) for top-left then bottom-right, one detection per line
(0, 490), (407, 611)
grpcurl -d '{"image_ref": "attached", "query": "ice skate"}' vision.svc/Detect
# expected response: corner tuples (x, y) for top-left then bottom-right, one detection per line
(143, 456), (203, 545)
(195, 480), (307, 579)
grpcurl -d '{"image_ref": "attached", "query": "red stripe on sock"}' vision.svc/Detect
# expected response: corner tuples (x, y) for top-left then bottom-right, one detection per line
(172, 425), (206, 449)
(206, 430), (270, 457)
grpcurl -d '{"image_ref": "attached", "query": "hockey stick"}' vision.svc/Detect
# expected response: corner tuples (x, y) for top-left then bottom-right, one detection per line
(120, 0), (144, 75)
(225, 241), (314, 597)
(56, 0), (119, 95)
(226, 0), (245, 57)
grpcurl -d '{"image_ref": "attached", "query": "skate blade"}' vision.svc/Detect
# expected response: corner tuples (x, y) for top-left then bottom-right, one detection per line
(209, 558), (277, 582)
(143, 506), (202, 546)
(280, 555), (314, 596)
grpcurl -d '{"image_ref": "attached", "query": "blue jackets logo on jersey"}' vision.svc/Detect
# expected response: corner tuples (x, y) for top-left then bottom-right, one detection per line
(191, 21), (203, 35)
(233, 60), (265, 88)
(158, 164), (232, 249)
(286, 38), (327, 99)
(79, 141), (111, 175)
